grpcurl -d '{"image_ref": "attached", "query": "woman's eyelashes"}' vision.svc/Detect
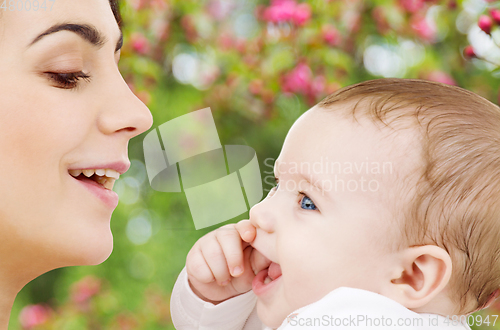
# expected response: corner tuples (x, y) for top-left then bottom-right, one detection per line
(45, 71), (91, 90)
(272, 176), (319, 211)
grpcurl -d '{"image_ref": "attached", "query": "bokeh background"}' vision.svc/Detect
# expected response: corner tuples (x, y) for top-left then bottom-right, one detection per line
(9, 0), (500, 329)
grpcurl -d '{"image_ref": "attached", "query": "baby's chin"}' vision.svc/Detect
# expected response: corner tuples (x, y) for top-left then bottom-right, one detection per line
(256, 299), (291, 329)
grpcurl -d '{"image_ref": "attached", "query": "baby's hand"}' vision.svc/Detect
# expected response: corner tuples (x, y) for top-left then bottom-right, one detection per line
(185, 219), (258, 304)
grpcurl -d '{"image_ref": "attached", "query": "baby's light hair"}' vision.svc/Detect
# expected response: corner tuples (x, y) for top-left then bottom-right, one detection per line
(318, 78), (500, 314)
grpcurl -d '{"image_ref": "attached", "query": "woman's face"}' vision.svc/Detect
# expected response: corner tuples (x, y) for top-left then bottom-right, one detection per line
(0, 0), (153, 273)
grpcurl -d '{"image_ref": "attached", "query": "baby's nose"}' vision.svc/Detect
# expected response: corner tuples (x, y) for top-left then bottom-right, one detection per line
(249, 201), (275, 233)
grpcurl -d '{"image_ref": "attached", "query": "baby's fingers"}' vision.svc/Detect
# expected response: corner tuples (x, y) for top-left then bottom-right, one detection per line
(199, 237), (232, 285)
(186, 245), (216, 284)
(216, 225), (247, 277)
(235, 219), (256, 243)
(250, 248), (272, 275)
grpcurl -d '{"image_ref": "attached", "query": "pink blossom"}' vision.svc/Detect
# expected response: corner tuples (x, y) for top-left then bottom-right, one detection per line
(310, 75), (326, 97)
(71, 275), (102, 304)
(463, 45), (476, 58)
(207, 0), (234, 20)
(149, 0), (167, 11)
(372, 6), (390, 34)
(411, 16), (437, 42)
(427, 71), (456, 86)
(235, 39), (247, 54)
(400, 0), (424, 13)
(217, 32), (234, 51)
(151, 18), (169, 42)
(263, 0), (296, 23)
(345, 10), (362, 33)
(19, 304), (52, 329)
(130, 32), (151, 55)
(478, 15), (493, 34)
(282, 63), (312, 94)
(130, 0), (148, 11)
(262, 0), (311, 26)
(490, 9), (500, 25)
(127, 82), (136, 94)
(130, 0), (166, 11)
(116, 312), (139, 330)
(243, 54), (258, 67)
(200, 66), (221, 88)
(181, 15), (198, 43)
(292, 3), (312, 26)
(325, 82), (341, 95)
(249, 79), (264, 95)
(137, 90), (151, 105)
(322, 24), (341, 46)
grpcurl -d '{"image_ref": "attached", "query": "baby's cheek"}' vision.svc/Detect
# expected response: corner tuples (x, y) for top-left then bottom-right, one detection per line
(284, 256), (329, 300)
(282, 275), (318, 315)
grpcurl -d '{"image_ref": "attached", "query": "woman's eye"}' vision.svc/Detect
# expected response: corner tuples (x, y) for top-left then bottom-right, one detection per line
(45, 71), (91, 90)
(299, 194), (317, 210)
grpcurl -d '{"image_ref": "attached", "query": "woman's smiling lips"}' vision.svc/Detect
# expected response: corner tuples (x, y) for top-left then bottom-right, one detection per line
(71, 173), (120, 209)
(67, 161), (130, 175)
(67, 160), (130, 209)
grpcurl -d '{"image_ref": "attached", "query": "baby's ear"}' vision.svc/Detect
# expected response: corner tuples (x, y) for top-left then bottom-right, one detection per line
(384, 245), (452, 309)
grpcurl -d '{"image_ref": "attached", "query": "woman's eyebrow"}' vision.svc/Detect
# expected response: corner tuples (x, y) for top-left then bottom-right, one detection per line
(27, 22), (123, 53)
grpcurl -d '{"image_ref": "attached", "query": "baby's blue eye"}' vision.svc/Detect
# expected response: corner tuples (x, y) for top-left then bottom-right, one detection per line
(300, 195), (317, 210)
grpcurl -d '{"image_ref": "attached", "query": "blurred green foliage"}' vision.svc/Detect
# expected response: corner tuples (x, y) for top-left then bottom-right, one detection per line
(9, 0), (500, 328)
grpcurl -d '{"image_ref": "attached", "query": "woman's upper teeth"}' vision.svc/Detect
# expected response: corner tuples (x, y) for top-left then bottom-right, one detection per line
(68, 168), (120, 179)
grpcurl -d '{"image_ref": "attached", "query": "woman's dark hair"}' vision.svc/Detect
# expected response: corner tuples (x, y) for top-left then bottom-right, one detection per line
(109, 0), (123, 28)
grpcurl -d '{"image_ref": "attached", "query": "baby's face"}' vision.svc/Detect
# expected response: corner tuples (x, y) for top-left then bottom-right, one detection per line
(249, 104), (420, 328)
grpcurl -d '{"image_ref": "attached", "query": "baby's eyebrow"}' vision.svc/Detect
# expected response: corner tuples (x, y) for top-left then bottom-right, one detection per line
(274, 160), (325, 194)
(297, 173), (325, 193)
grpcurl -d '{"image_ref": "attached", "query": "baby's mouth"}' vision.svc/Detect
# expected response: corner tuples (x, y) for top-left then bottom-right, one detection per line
(264, 261), (282, 284)
(250, 245), (282, 287)
(250, 245), (283, 295)
(252, 261), (283, 295)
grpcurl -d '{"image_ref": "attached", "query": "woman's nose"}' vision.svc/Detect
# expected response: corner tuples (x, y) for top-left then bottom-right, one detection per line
(249, 199), (275, 233)
(97, 68), (153, 138)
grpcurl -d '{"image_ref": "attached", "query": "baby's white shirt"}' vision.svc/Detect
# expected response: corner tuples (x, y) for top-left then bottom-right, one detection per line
(170, 266), (471, 330)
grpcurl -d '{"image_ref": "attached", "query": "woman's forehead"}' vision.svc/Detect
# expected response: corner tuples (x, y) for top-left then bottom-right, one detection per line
(0, 0), (117, 36)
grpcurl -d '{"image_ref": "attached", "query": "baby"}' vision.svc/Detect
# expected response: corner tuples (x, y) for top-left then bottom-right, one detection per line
(170, 78), (500, 329)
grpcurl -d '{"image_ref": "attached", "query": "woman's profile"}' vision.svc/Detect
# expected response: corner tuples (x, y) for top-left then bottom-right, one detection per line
(0, 0), (153, 328)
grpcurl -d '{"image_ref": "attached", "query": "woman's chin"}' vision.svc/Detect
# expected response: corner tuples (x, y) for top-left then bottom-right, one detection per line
(63, 229), (114, 266)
